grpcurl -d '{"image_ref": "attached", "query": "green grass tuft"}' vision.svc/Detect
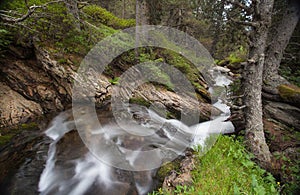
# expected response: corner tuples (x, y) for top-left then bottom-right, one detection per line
(151, 136), (278, 195)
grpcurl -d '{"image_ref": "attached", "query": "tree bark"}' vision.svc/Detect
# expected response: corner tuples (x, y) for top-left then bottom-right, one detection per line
(263, 0), (300, 86)
(242, 0), (274, 169)
(135, 0), (149, 56)
(211, 1), (225, 58)
(64, 0), (80, 30)
(136, 0), (149, 26)
(122, 0), (126, 19)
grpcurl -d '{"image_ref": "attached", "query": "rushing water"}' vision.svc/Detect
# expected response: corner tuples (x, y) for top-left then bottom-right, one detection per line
(36, 71), (234, 195)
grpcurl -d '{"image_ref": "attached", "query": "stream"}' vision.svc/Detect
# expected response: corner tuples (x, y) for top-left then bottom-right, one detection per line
(0, 70), (234, 195)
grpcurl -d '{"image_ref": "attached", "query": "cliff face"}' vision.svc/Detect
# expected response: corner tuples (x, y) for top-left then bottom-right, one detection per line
(0, 43), (218, 128)
(0, 44), (71, 127)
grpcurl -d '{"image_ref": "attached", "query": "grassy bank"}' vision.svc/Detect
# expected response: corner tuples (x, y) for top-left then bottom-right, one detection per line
(151, 136), (279, 195)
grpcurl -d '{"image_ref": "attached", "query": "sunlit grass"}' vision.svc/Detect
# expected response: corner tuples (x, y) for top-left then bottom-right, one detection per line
(150, 136), (278, 195)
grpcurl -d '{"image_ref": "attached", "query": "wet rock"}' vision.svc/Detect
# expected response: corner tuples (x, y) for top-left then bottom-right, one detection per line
(0, 127), (47, 195)
(120, 84), (221, 125)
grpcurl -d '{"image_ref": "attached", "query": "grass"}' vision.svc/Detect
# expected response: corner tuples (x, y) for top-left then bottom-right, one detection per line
(150, 136), (278, 195)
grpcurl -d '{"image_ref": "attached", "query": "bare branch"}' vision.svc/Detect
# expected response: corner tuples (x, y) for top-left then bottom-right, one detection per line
(78, 1), (89, 10)
(227, 95), (244, 100)
(229, 18), (259, 27)
(225, 0), (252, 14)
(0, 0), (64, 23)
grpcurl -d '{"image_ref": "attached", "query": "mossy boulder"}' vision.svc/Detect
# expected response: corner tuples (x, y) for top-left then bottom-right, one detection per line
(278, 84), (300, 107)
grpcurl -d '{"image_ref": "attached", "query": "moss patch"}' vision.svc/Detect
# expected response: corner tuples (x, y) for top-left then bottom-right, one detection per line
(129, 97), (151, 107)
(278, 84), (300, 98)
(157, 159), (181, 184)
(0, 122), (38, 147)
(0, 134), (13, 146)
(278, 84), (300, 105)
(83, 5), (135, 29)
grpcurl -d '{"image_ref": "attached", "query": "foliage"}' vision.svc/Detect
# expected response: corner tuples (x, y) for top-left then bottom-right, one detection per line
(273, 152), (300, 194)
(0, 0), (122, 56)
(279, 65), (300, 87)
(83, 5), (135, 29)
(0, 28), (12, 55)
(108, 77), (120, 85)
(150, 136), (278, 195)
(217, 46), (247, 65)
(160, 49), (209, 101)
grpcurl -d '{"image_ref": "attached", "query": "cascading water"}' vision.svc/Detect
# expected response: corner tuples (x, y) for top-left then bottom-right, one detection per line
(38, 70), (234, 195)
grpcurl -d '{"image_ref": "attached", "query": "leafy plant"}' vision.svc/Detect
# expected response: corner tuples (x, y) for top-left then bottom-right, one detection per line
(109, 77), (120, 85)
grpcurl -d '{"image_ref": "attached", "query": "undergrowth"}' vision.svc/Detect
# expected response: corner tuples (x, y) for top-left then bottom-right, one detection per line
(150, 136), (279, 195)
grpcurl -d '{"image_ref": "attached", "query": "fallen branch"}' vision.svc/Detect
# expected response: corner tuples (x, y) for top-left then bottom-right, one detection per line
(225, 0), (253, 14)
(0, 0), (64, 23)
(229, 18), (259, 27)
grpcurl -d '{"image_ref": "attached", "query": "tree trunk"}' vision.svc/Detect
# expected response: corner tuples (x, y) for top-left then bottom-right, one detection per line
(242, 0), (274, 169)
(122, 0), (126, 19)
(135, 0), (149, 58)
(136, 0), (149, 26)
(211, 1), (225, 58)
(64, 0), (80, 30)
(263, 0), (300, 86)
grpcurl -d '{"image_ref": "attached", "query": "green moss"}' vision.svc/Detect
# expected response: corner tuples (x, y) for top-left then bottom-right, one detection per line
(278, 84), (300, 99)
(227, 53), (244, 64)
(279, 66), (300, 87)
(157, 159), (181, 183)
(58, 58), (67, 64)
(20, 122), (38, 130)
(0, 122), (38, 147)
(129, 97), (151, 107)
(83, 5), (135, 29)
(166, 111), (175, 119)
(141, 63), (174, 91)
(160, 50), (209, 101)
(0, 134), (13, 146)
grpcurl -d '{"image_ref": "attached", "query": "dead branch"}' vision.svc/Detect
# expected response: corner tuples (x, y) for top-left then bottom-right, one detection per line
(229, 18), (258, 27)
(225, 0), (252, 14)
(0, 0), (64, 23)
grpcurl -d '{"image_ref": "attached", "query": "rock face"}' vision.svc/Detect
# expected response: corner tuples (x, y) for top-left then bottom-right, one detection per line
(0, 44), (112, 127)
(0, 82), (42, 127)
(0, 44), (218, 127)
